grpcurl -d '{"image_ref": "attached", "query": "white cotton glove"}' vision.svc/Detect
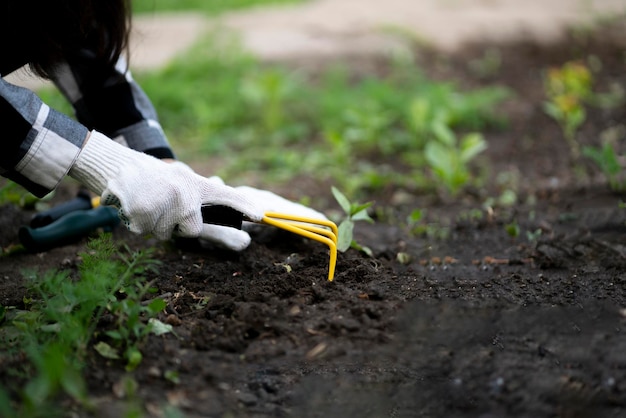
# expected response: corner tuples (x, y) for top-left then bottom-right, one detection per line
(68, 131), (263, 249)
(236, 185), (328, 223)
(198, 178), (329, 250)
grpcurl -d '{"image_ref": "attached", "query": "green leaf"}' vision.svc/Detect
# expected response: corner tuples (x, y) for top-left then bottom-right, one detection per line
(601, 142), (621, 175)
(408, 209), (424, 223)
(59, 366), (86, 401)
(147, 298), (167, 315)
(408, 98), (431, 134)
(425, 141), (453, 173)
(337, 219), (355, 252)
(505, 223), (520, 238)
(148, 318), (174, 336)
(164, 370), (181, 385)
(125, 346), (143, 372)
(331, 186), (351, 215)
(40, 323), (61, 333)
(94, 341), (120, 359)
(351, 241), (374, 257)
(431, 120), (456, 146)
(583, 142), (621, 176)
(543, 101), (559, 118)
(460, 133), (487, 163)
(105, 330), (123, 340)
(350, 201), (373, 217)
(352, 208), (374, 223)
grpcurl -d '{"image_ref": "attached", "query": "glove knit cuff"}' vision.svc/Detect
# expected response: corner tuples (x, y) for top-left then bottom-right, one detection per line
(69, 130), (153, 195)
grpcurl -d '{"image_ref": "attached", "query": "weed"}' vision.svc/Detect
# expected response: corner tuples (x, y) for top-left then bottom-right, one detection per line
(504, 221), (542, 244)
(98, 282), (169, 371)
(582, 140), (623, 191)
(543, 61), (592, 159)
(131, 36), (509, 193)
(504, 222), (520, 239)
(526, 228), (543, 243)
(582, 126), (626, 191)
(424, 122), (488, 196)
(0, 235), (164, 414)
(331, 186), (374, 255)
(240, 68), (300, 135)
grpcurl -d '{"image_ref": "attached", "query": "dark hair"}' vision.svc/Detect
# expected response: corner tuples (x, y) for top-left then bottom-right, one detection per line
(2, 0), (131, 78)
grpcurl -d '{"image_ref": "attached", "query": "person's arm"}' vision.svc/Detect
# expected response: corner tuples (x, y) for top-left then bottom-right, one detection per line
(0, 70), (326, 250)
(0, 76), (88, 197)
(0, 75), (263, 247)
(49, 53), (174, 160)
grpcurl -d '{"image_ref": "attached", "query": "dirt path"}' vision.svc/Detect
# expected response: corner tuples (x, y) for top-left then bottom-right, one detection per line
(7, 0), (625, 90)
(214, 0), (626, 60)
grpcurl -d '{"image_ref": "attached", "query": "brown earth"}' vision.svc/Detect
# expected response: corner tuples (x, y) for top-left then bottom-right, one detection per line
(2, 16), (626, 418)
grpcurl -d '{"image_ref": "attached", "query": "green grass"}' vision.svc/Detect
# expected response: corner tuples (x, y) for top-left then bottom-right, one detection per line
(133, 35), (510, 197)
(133, 0), (305, 15)
(37, 29), (510, 200)
(37, 33), (510, 198)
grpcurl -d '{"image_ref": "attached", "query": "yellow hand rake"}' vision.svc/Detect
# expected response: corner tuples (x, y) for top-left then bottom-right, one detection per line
(262, 212), (338, 281)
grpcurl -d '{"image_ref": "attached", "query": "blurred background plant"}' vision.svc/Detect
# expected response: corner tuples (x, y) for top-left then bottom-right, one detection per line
(542, 60), (593, 159)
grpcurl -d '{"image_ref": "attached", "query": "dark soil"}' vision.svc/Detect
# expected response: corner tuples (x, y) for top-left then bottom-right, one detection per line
(2, 19), (626, 418)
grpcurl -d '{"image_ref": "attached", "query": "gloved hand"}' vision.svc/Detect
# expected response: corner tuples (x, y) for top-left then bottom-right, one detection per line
(68, 131), (263, 249)
(198, 179), (329, 251)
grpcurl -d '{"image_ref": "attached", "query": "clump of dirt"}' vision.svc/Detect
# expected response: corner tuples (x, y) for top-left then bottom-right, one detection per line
(2, 19), (626, 417)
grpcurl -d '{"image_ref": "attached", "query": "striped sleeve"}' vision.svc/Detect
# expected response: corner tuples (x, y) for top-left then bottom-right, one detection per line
(0, 77), (88, 197)
(51, 56), (175, 160)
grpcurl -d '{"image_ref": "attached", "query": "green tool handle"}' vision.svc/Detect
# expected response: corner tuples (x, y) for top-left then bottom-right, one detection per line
(29, 190), (95, 228)
(19, 206), (120, 253)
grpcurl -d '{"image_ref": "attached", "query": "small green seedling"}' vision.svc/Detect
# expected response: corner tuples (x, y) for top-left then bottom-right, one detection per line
(0, 235), (164, 414)
(505, 222), (520, 239)
(331, 187), (374, 255)
(543, 61), (592, 159)
(583, 138), (624, 191)
(424, 120), (488, 196)
(240, 68), (297, 134)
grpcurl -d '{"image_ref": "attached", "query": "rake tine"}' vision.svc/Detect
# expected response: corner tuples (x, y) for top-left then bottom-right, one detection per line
(262, 213), (338, 281)
(264, 211), (338, 240)
(274, 223), (337, 245)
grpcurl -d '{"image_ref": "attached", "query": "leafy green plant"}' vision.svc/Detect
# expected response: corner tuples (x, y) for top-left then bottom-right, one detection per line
(543, 61), (593, 159)
(424, 121), (488, 196)
(96, 281), (170, 372)
(239, 68), (299, 135)
(331, 186), (374, 255)
(129, 36), (509, 193)
(504, 222), (520, 239)
(0, 235), (164, 415)
(582, 137), (624, 191)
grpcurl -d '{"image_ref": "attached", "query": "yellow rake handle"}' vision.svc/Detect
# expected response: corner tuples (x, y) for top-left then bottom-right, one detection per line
(262, 212), (338, 281)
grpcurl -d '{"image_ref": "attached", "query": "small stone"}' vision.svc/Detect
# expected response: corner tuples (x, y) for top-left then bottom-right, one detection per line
(166, 314), (182, 326)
